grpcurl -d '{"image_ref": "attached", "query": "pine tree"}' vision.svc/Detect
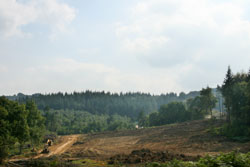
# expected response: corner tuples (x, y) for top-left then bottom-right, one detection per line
(246, 68), (250, 126)
(221, 66), (234, 124)
(26, 101), (45, 147)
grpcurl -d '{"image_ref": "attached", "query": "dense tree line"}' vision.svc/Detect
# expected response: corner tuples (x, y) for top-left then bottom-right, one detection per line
(0, 97), (45, 163)
(15, 91), (200, 120)
(138, 87), (217, 127)
(219, 67), (250, 138)
(42, 108), (135, 135)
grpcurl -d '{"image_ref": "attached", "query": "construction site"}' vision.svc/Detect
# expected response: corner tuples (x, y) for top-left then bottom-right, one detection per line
(7, 119), (250, 166)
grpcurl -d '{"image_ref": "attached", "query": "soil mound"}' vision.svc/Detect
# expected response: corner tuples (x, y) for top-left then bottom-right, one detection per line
(108, 149), (200, 164)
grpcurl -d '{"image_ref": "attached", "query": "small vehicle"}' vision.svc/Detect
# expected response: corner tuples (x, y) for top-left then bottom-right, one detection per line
(41, 146), (50, 154)
(47, 139), (52, 146)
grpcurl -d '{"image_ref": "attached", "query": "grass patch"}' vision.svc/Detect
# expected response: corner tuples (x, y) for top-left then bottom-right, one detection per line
(8, 152), (250, 167)
(145, 152), (250, 167)
(72, 159), (114, 167)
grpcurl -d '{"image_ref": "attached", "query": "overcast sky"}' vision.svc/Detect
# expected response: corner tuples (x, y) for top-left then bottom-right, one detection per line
(1, 0), (250, 95)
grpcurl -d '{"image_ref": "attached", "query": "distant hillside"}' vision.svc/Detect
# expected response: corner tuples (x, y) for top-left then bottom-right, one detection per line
(6, 90), (201, 119)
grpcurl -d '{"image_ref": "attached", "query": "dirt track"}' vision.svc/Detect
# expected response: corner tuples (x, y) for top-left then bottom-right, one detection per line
(35, 135), (80, 158)
(9, 135), (79, 163)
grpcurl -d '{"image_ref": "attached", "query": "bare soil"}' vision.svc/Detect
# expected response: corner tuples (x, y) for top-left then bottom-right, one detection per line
(9, 119), (250, 165)
(65, 119), (250, 161)
(108, 149), (201, 164)
(35, 134), (80, 158)
(9, 134), (80, 162)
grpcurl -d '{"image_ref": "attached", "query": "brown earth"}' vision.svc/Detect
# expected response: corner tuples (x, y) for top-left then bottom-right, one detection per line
(9, 119), (250, 165)
(64, 119), (250, 161)
(9, 134), (80, 162)
(108, 149), (201, 164)
(35, 134), (80, 158)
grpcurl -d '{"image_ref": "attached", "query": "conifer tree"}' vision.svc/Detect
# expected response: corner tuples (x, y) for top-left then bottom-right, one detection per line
(221, 66), (234, 124)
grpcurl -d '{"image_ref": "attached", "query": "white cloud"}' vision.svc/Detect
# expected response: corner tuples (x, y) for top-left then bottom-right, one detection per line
(122, 36), (169, 54)
(0, 0), (75, 37)
(2, 0), (250, 95)
(114, 0), (250, 90)
(35, 58), (181, 94)
(78, 48), (100, 58)
(115, 0), (250, 67)
(41, 58), (117, 74)
(0, 65), (7, 72)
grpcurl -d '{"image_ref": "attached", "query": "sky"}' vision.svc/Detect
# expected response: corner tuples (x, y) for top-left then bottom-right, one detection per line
(1, 0), (250, 95)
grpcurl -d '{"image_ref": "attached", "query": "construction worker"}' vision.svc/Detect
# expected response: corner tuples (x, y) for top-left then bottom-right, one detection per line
(47, 139), (52, 146)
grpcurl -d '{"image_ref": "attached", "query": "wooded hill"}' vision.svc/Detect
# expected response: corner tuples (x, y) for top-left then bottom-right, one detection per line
(8, 91), (201, 119)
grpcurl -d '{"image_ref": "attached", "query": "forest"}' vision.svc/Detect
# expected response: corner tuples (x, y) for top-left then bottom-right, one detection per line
(5, 87), (214, 135)
(0, 99), (45, 163)
(13, 90), (200, 119)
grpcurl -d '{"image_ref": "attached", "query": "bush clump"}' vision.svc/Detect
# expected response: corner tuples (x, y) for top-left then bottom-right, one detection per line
(145, 152), (250, 167)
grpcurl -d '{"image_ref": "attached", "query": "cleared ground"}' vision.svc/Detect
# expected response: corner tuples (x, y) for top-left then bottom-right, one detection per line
(9, 120), (250, 166)
(9, 120), (250, 167)
(62, 119), (250, 160)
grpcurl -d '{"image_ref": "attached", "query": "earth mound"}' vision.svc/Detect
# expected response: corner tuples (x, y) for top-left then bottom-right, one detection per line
(108, 149), (200, 164)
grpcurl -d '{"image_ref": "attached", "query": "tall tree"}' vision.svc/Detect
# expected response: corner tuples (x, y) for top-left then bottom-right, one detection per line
(148, 112), (159, 126)
(7, 102), (29, 154)
(0, 97), (47, 163)
(221, 66), (234, 124)
(0, 104), (15, 163)
(200, 87), (217, 118)
(26, 101), (45, 147)
(219, 67), (250, 137)
(137, 111), (148, 127)
(247, 69), (250, 126)
(158, 102), (189, 125)
(0, 97), (29, 159)
(186, 97), (204, 120)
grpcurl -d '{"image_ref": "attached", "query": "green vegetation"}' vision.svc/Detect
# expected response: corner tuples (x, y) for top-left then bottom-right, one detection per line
(138, 87), (217, 127)
(137, 67), (250, 141)
(11, 157), (114, 167)
(72, 159), (112, 167)
(152, 102), (190, 126)
(43, 109), (135, 135)
(19, 157), (79, 167)
(4, 152), (250, 167)
(219, 67), (250, 139)
(0, 97), (45, 163)
(8, 86), (220, 136)
(199, 87), (217, 118)
(16, 91), (200, 120)
(11, 90), (201, 135)
(145, 152), (250, 167)
(30, 152), (250, 167)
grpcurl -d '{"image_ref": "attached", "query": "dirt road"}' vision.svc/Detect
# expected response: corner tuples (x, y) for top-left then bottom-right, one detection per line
(35, 134), (80, 158)
(9, 135), (80, 163)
